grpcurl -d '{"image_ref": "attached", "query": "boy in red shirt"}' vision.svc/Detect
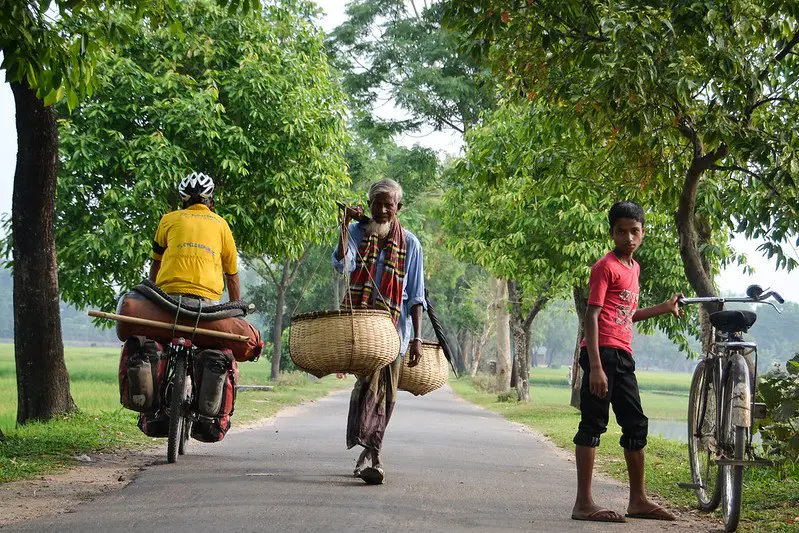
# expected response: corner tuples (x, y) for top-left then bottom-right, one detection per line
(571, 201), (682, 523)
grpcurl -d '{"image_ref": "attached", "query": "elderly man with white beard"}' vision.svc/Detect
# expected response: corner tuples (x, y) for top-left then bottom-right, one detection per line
(332, 178), (426, 485)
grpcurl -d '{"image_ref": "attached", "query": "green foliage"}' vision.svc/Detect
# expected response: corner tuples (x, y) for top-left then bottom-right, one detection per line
(443, 0), (799, 273)
(327, 0), (493, 134)
(0, 0), (254, 109)
(55, 0), (350, 311)
(441, 101), (699, 348)
(758, 354), (799, 465)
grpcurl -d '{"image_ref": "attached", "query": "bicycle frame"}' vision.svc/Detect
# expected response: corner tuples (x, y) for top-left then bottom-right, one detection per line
(164, 338), (196, 413)
(700, 331), (758, 453)
(680, 287), (782, 530)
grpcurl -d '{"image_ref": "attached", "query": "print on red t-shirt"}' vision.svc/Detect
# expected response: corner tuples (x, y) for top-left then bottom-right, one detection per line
(583, 251), (640, 355)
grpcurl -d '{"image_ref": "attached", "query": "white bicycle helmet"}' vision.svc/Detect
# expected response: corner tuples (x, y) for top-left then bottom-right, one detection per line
(178, 171), (214, 200)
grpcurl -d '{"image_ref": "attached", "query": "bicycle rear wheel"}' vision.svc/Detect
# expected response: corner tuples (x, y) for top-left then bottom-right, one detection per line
(688, 360), (721, 511)
(168, 353), (188, 464)
(720, 355), (749, 532)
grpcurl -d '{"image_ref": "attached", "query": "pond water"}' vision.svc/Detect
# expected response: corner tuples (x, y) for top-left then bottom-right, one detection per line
(649, 419), (761, 444)
(649, 419), (688, 442)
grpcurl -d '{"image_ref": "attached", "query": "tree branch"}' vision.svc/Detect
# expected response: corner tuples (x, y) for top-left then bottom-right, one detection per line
(523, 296), (548, 331)
(286, 247), (310, 286)
(259, 256), (279, 287)
(759, 29), (799, 81)
(710, 164), (791, 205)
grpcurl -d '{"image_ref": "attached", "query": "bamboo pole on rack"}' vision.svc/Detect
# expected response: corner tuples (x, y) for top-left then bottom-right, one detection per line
(88, 310), (249, 342)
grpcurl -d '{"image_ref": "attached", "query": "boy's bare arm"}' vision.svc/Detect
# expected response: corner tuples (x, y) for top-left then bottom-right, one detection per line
(584, 305), (608, 398)
(632, 293), (683, 322)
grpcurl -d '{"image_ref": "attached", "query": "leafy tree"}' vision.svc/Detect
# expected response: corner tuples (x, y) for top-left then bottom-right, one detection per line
(442, 101), (696, 401)
(1, 0), (177, 424)
(328, 0), (503, 378)
(55, 0), (350, 316)
(444, 0), (799, 304)
(328, 0), (493, 135)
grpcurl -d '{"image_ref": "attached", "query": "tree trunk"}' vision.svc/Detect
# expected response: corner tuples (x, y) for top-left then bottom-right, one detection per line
(10, 80), (75, 424)
(470, 343), (482, 377)
(493, 277), (511, 392)
(270, 283), (286, 380)
(674, 124), (727, 301)
(507, 280), (527, 401)
(507, 280), (548, 402)
(332, 270), (341, 311)
(569, 285), (588, 409)
(458, 328), (472, 375)
(270, 259), (291, 381)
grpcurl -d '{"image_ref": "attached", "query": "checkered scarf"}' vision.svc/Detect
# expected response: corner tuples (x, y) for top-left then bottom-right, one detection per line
(344, 220), (406, 325)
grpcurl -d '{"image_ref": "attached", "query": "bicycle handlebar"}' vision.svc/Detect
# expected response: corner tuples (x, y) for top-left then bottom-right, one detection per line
(677, 287), (784, 313)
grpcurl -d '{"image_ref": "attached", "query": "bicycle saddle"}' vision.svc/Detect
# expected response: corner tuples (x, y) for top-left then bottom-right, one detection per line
(709, 310), (757, 333)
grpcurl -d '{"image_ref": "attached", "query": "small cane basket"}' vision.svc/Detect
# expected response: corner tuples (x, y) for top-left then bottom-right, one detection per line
(289, 309), (400, 378)
(398, 340), (449, 396)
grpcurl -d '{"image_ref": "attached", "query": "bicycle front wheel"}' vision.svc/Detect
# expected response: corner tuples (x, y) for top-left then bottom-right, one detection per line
(688, 359), (721, 511)
(720, 355), (749, 532)
(168, 354), (188, 464)
(179, 420), (191, 456)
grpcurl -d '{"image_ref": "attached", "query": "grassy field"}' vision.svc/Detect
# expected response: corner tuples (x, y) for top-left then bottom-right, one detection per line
(0, 343), (351, 483)
(452, 373), (799, 532)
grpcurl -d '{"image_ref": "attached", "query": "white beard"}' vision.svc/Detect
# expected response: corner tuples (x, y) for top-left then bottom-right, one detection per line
(365, 219), (392, 238)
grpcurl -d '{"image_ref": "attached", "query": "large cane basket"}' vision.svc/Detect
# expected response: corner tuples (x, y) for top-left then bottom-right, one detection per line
(398, 341), (449, 396)
(289, 309), (400, 378)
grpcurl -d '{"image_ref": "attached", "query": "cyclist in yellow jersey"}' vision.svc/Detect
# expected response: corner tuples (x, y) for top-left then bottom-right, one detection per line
(148, 172), (240, 305)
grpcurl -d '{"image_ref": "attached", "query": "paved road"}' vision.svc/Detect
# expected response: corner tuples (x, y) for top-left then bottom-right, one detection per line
(4, 387), (716, 532)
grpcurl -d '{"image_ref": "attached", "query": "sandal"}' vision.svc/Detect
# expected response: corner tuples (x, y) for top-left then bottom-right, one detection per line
(360, 465), (385, 485)
(571, 508), (626, 523)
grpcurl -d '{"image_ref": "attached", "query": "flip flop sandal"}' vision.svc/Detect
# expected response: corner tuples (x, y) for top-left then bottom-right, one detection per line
(625, 506), (676, 521)
(360, 466), (385, 485)
(571, 509), (627, 523)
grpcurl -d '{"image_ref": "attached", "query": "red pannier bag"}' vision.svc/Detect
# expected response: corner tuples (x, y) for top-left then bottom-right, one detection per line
(119, 336), (166, 413)
(191, 349), (239, 443)
(138, 412), (170, 438)
(115, 290), (263, 362)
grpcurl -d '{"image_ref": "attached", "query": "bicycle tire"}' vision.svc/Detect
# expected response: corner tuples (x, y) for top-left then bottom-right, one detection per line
(720, 355), (749, 532)
(167, 354), (188, 464)
(687, 359), (721, 511)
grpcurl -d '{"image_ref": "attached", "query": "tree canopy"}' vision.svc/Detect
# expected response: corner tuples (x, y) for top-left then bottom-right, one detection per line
(444, 0), (799, 297)
(328, 0), (493, 135)
(55, 0), (351, 311)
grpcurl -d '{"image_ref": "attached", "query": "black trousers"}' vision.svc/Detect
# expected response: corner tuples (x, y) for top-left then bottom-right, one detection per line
(573, 347), (648, 450)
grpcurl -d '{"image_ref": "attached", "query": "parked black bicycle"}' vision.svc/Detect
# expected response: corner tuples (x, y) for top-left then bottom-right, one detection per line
(678, 285), (783, 532)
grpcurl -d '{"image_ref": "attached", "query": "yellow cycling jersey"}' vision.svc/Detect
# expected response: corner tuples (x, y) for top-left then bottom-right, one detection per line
(151, 204), (238, 300)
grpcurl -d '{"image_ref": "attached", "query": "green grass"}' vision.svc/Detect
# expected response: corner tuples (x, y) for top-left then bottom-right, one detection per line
(0, 343), (350, 483)
(451, 375), (799, 533)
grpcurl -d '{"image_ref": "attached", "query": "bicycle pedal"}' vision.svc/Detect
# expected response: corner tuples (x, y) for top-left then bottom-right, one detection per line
(752, 402), (767, 419)
(677, 482), (702, 490)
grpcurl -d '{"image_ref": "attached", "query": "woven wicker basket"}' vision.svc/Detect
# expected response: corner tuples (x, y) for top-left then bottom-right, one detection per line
(289, 309), (400, 378)
(398, 341), (449, 396)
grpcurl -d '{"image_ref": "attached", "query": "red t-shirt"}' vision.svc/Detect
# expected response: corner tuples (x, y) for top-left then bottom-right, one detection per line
(582, 251), (640, 354)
